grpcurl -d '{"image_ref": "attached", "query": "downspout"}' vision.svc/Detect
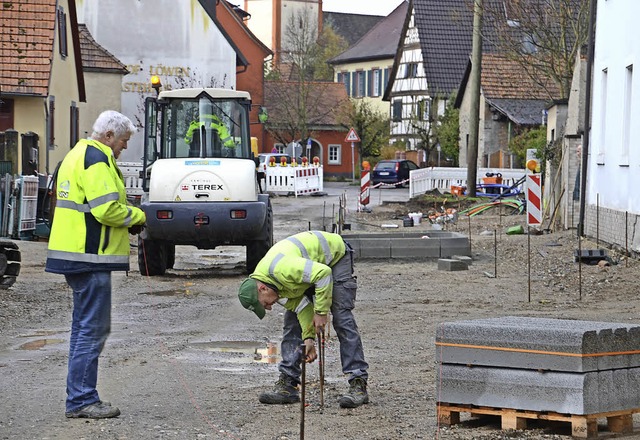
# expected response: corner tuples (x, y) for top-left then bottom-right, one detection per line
(578, 0), (597, 237)
(44, 99), (50, 175)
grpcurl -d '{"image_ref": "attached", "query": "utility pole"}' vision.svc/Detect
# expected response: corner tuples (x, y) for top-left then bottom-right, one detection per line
(466, 0), (483, 197)
(578, 0), (597, 237)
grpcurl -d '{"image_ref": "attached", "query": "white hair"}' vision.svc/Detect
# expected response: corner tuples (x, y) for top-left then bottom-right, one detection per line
(91, 110), (137, 139)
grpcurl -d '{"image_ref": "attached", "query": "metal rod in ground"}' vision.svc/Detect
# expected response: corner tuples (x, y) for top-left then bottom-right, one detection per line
(626, 211), (629, 268)
(300, 343), (306, 440)
(578, 232), (582, 300)
(596, 193), (600, 247)
(323, 201), (326, 232)
(494, 229), (497, 278)
(319, 331), (325, 409)
(467, 214), (472, 254)
(331, 204), (335, 233)
(527, 228), (531, 303)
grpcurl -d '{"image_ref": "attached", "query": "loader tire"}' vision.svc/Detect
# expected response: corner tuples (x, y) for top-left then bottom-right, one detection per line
(166, 244), (176, 270)
(246, 202), (273, 274)
(138, 237), (168, 276)
(0, 240), (20, 289)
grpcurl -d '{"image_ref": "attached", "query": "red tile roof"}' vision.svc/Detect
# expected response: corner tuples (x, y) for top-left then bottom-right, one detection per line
(78, 24), (127, 73)
(481, 53), (561, 101)
(0, 0), (56, 96)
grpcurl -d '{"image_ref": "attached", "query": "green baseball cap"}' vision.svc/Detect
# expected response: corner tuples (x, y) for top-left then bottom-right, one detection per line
(238, 278), (265, 319)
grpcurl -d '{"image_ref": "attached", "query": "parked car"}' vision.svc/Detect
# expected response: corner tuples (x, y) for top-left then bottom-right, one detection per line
(371, 159), (419, 187)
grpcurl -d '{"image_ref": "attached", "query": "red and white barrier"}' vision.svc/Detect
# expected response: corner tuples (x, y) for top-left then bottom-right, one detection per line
(265, 165), (323, 197)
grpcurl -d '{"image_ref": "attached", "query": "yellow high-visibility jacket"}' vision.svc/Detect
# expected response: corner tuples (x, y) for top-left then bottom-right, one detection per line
(250, 231), (346, 339)
(45, 139), (146, 274)
(184, 114), (235, 148)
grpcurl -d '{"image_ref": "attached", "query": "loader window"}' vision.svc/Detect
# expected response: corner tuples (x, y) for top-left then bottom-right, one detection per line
(161, 95), (251, 160)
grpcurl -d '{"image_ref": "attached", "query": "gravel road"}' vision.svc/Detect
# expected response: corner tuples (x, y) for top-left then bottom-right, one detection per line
(1, 182), (640, 440)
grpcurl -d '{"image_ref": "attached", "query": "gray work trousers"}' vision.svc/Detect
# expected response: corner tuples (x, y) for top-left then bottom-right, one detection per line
(279, 244), (369, 384)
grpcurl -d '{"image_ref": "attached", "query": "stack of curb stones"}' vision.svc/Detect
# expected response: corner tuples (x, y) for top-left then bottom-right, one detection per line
(342, 231), (470, 260)
(435, 316), (640, 415)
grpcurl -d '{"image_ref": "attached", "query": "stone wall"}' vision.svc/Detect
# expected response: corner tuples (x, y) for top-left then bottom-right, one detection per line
(584, 203), (640, 256)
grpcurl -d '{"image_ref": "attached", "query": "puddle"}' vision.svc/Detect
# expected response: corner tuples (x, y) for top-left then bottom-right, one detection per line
(18, 330), (65, 338)
(190, 341), (279, 364)
(138, 289), (199, 296)
(18, 339), (65, 350)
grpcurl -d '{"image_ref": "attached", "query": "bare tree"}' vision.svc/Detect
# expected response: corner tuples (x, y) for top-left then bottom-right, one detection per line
(264, 81), (349, 148)
(265, 8), (347, 147)
(483, 0), (590, 99)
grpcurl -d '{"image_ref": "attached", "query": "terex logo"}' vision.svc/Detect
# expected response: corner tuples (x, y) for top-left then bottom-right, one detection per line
(192, 184), (224, 191)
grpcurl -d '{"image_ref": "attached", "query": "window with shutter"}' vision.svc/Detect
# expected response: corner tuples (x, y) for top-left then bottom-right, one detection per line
(57, 7), (68, 58)
(392, 99), (402, 122)
(48, 97), (55, 150)
(372, 69), (381, 97)
(70, 103), (79, 147)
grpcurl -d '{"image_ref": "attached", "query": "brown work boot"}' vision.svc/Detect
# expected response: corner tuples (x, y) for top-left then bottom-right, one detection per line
(339, 377), (369, 408)
(258, 373), (300, 404)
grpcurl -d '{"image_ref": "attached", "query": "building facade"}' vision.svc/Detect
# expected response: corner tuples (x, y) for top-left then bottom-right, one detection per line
(329, 1), (406, 116)
(242, 0), (322, 67)
(0, 0), (85, 175)
(584, 0), (640, 252)
(384, 0), (474, 160)
(77, 0), (239, 162)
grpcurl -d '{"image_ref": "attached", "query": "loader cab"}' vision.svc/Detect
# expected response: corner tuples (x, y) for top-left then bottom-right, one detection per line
(142, 88), (253, 190)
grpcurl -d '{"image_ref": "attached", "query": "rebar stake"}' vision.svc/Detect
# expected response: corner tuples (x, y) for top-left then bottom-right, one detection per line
(300, 343), (306, 440)
(318, 331), (325, 410)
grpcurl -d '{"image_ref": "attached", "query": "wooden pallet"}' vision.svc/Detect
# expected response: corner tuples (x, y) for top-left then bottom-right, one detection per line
(437, 402), (640, 438)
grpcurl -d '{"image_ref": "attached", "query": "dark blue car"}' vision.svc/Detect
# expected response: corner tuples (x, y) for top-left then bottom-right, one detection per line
(371, 159), (419, 188)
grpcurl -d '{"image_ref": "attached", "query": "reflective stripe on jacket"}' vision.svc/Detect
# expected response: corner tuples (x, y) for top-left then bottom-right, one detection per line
(250, 231), (346, 339)
(45, 139), (146, 274)
(184, 115), (235, 148)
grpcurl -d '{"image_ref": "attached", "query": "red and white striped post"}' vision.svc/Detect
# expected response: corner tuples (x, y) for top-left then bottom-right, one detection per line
(525, 148), (542, 303)
(526, 174), (542, 227)
(359, 161), (370, 212)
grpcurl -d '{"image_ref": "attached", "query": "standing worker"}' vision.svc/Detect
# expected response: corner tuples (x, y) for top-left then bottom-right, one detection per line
(46, 111), (147, 419)
(238, 231), (369, 408)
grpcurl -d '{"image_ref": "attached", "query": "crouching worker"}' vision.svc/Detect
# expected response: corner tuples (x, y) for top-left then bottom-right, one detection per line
(238, 231), (369, 408)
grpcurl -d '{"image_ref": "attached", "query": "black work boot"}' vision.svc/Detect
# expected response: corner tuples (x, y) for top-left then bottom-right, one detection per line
(339, 377), (369, 408)
(259, 373), (300, 404)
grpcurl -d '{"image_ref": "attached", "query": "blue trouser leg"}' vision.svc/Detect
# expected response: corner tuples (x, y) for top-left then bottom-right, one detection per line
(330, 246), (369, 381)
(278, 309), (302, 384)
(65, 271), (112, 412)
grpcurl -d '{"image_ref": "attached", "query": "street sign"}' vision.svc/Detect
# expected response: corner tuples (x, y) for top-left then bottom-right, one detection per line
(345, 127), (360, 143)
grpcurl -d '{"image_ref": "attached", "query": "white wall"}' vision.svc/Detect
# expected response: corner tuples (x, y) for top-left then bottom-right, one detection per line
(589, 0), (640, 213)
(77, 0), (237, 162)
(244, 0), (274, 53)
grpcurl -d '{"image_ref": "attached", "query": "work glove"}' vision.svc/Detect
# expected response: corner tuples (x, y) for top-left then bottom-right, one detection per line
(128, 224), (145, 235)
